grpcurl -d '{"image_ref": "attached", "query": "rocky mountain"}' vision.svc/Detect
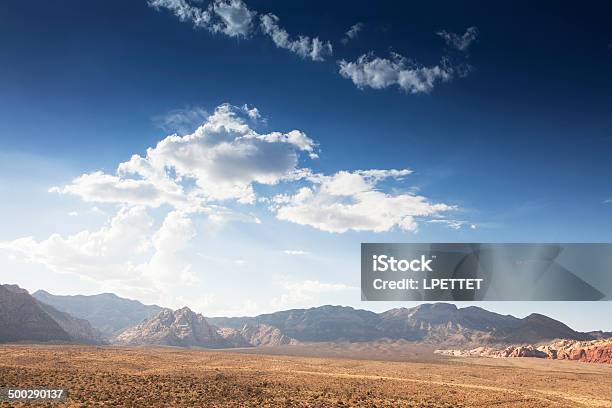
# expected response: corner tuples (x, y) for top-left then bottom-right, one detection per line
(587, 330), (612, 339)
(115, 307), (231, 348)
(0, 284), (102, 344)
(0, 284), (70, 343)
(37, 302), (105, 345)
(32, 290), (162, 337)
(219, 323), (298, 347)
(435, 338), (612, 364)
(209, 305), (383, 342)
(209, 303), (593, 347)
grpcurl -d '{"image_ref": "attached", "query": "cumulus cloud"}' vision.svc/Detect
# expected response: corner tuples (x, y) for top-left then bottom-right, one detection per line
(50, 171), (189, 209)
(437, 26), (479, 51)
(338, 53), (455, 94)
(260, 13), (333, 61)
(52, 104), (317, 207)
(0, 206), (153, 280)
(47, 103), (458, 238)
(142, 211), (199, 285)
(271, 169), (453, 233)
(0, 207), (200, 298)
(341, 22), (363, 45)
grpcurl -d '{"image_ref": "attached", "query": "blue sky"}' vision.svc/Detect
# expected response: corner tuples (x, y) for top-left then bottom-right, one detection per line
(1, 0), (611, 330)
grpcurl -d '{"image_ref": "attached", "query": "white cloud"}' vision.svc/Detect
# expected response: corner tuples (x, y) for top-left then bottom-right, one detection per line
(149, 1), (333, 62)
(49, 103), (455, 235)
(148, 0), (211, 28)
(283, 249), (308, 256)
(148, 0), (256, 38)
(338, 53), (455, 94)
(0, 206), (153, 281)
(260, 13), (333, 61)
(50, 171), (189, 209)
(271, 169), (453, 233)
(242, 104), (260, 120)
(341, 22), (363, 44)
(271, 279), (352, 309)
(437, 26), (479, 51)
(68, 211), (78, 217)
(427, 219), (471, 230)
(53, 104), (317, 207)
(209, 0), (256, 38)
(141, 210), (199, 286)
(0, 206), (201, 300)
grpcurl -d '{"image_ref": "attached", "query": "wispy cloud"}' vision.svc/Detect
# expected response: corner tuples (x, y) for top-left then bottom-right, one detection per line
(283, 249), (309, 256)
(154, 106), (209, 134)
(148, 0), (256, 38)
(341, 22), (364, 45)
(437, 26), (479, 51)
(427, 219), (476, 230)
(148, 0), (333, 61)
(259, 13), (332, 61)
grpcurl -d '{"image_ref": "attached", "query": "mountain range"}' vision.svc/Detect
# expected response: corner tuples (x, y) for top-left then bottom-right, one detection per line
(0, 285), (103, 344)
(32, 289), (162, 337)
(1, 285), (608, 353)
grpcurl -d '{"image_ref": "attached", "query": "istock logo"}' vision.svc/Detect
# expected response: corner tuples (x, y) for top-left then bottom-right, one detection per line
(372, 254), (434, 272)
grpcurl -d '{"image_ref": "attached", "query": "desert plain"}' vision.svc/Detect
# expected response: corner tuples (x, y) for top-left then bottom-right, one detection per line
(0, 344), (611, 407)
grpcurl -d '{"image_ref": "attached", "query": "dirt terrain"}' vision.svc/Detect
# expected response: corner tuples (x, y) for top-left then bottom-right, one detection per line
(0, 345), (611, 407)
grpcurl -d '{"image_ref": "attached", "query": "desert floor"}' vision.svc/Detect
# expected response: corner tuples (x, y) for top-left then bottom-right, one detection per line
(0, 344), (611, 407)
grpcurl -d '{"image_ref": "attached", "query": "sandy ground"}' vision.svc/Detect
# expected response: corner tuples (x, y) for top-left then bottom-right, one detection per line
(0, 344), (611, 407)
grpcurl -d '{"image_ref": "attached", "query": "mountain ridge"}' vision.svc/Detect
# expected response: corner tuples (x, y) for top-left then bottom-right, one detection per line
(32, 290), (163, 337)
(5, 287), (605, 349)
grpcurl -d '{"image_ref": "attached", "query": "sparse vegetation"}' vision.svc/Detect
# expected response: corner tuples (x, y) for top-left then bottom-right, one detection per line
(1, 345), (611, 407)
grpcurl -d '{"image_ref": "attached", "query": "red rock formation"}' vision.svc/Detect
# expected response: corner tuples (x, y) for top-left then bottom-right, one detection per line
(435, 338), (612, 364)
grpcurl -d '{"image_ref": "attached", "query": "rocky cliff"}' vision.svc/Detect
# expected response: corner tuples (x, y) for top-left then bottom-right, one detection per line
(115, 307), (230, 348)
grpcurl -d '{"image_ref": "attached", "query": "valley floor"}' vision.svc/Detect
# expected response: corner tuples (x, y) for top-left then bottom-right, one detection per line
(0, 344), (611, 407)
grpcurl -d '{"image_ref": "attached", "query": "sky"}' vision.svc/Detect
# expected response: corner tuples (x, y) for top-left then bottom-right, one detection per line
(1, 0), (611, 331)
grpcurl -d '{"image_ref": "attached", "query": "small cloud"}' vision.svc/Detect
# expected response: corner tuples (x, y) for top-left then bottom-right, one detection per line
(427, 219), (475, 230)
(341, 22), (364, 45)
(339, 53), (458, 94)
(437, 26), (479, 51)
(604, 199), (612, 204)
(68, 211), (78, 217)
(283, 249), (309, 256)
(241, 104), (261, 120)
(153, 106), (209, 134)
